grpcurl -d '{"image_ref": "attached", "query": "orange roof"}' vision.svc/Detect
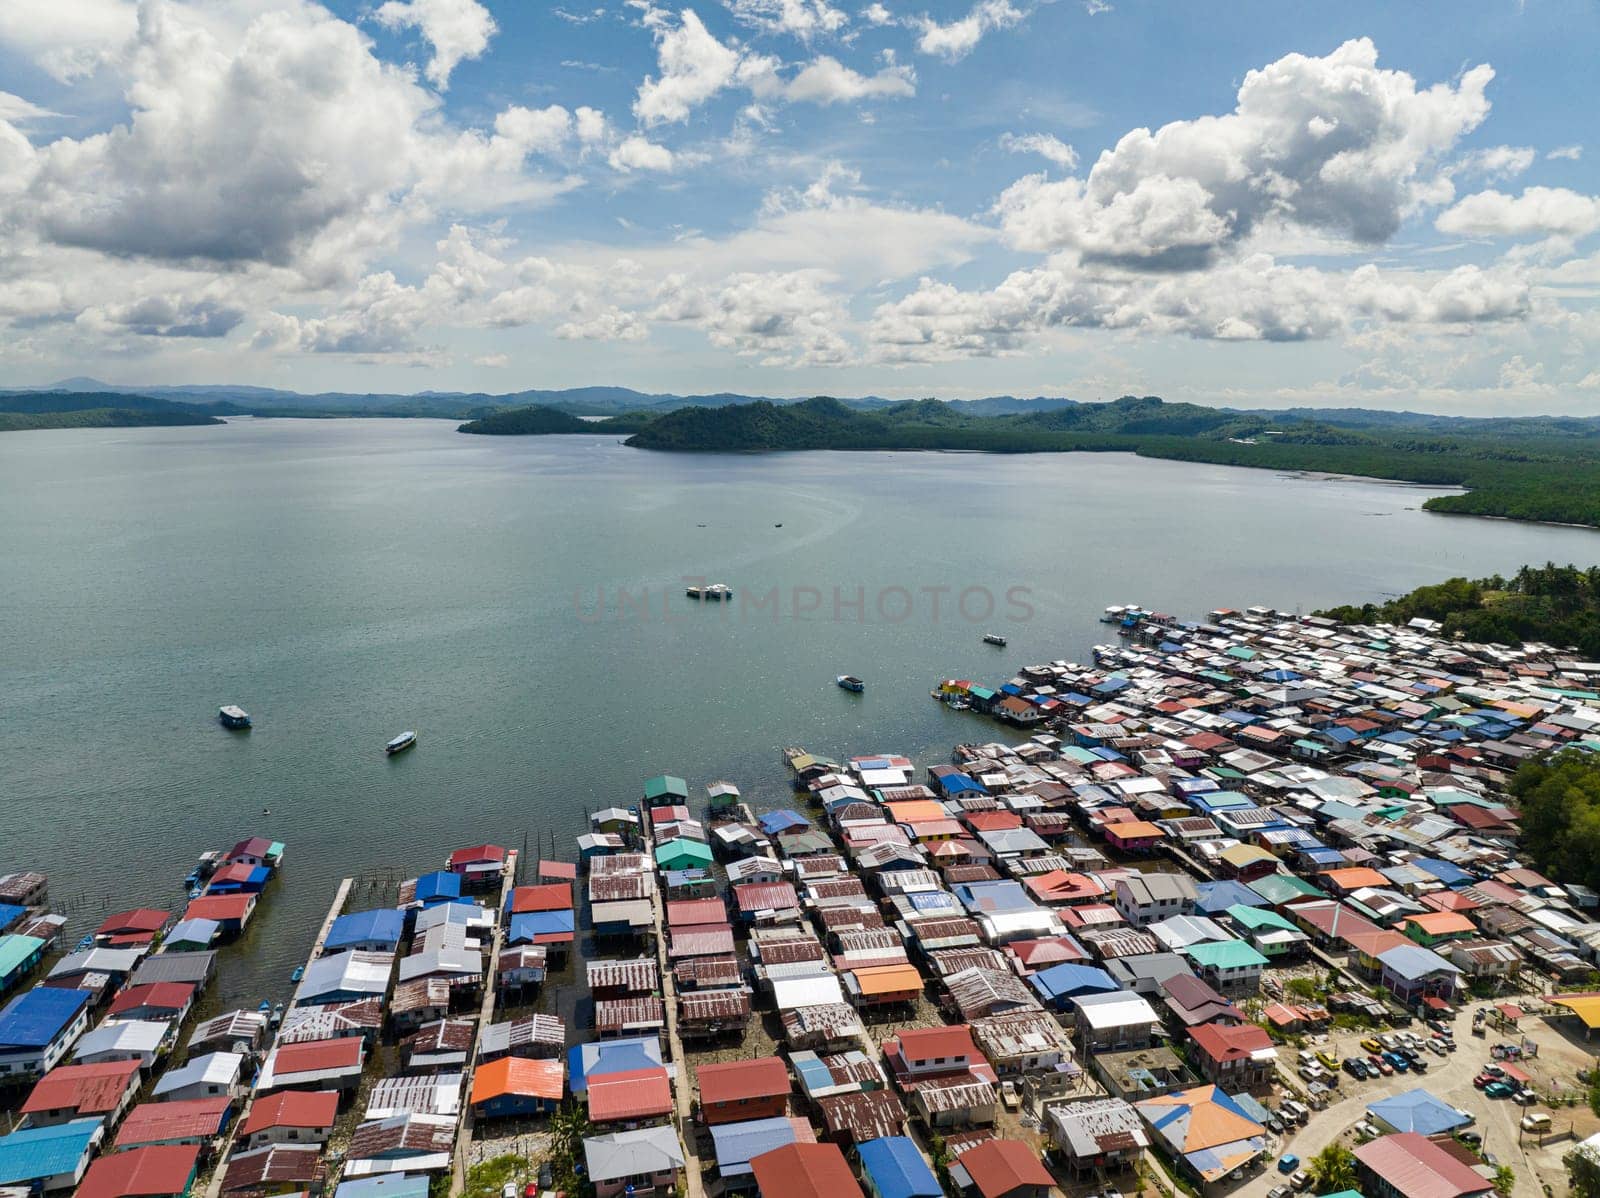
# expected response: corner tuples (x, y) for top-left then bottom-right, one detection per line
(886, 801), (947, 825)
(1325, 867), (1390, 891)
(850, 964), (924, 996)
(750, 1143), (863, 1198)
(184, 893), (254, 921)
(511, 884), (573, 913)
(893, 1023), (978, 1063)
(240, 1091), (339, 1137)
(1402, 912), (1477, 936)
(471, 1056), (564, 1104)
(1344, 928), (1409, 957)
(586, 1067), (673, 1122)
(1106, 820), (1164, 839)
(1140, 1084), (1263, 1151)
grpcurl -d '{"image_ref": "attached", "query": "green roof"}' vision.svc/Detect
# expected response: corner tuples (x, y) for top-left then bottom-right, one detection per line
(1227, 905), (1299, 933)
(654, 839), (713, 866)
(1225, 646), (1257, 660)
(1249, 873), (1324, 904)
(1184, 939), (1269, 970)
(968, 686), (996, 701)
(0, 935), (45, 981)
(643, 775), (689, 801)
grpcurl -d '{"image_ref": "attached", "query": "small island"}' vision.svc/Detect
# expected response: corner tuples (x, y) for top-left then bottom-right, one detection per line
(0, 391), (225, 433)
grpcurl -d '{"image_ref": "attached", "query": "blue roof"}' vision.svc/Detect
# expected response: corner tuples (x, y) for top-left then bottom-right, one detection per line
(907, 891), (957, 912)
(0, 1118), (100, 1185)
(709, 1117), (804, 1178)
(509, 911), (575, 943)
(758, 810), (809, 835)
(1029, 963), (1118, 1002)
(1414, 858), (1473, 887)
(326, 909), (405, 950)
(0, 904), (25, 934)
(953, 880), (1035, 915)
(336, 1177), (432, 1198)
(415, 871), (461, 903)
(1194, 880), (1268, 914)
(1322, 726), (1361, 744)
(569, 1036), (663, 1092)
(0, 987), (88, 1048)
(938, 773), (987, 796)
(1367, 1088), (1471, 1135)
(858, 1137), (941, 1198)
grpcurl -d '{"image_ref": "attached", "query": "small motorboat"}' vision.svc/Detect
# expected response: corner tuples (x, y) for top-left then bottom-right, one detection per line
(219, 705), (251, 729)
(269, 1001), (284, 1026)
(836, 675), (865, 693)
(982, 633), (1007, 646)
(257, 999), (271, 1014)
(290, 966), (304, 984)
(386, 730), (418, 755)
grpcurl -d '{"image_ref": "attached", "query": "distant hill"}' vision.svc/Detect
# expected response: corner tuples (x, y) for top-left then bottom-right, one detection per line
(457, 405), (601, 435)
(0, 390), (225, 432)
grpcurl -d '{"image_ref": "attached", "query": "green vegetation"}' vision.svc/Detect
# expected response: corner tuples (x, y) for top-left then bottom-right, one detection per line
(460, 1155), (526, 1198)
(1319, 563), (1600, 658)
(1493, 1165), (1516, 1197)
(1572, 1141), (1600, 1198)
(457, 405), (605, 435)
(1510, 752), (1600, 893)
(619, 395), (1600, 528)
(1308, 1144), (1360, 1194)
(0, 391), (224, 432)
(547, 1101), (593, 1198)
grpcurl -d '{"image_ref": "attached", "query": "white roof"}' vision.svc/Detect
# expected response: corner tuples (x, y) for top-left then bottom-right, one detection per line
(301, 950), (394, 1001)
(76, 1019), (168, 1057)
(1073, 991), (1161, 1030)
(584, 1126), (685, 1183)
(154, 1051), (244, 1096)
(770, 973), (845, 1011)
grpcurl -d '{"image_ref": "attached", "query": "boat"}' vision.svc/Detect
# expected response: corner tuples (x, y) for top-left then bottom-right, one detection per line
(219, 705), (252, 729)
(1100, 605), (1126, 623)
(688, 582), (733, 601)
(686, 585), (703, 598)
(290, 966), (304, 983)
(257, 999), (271, 1014)
(983, 633), (1007, 646)
(270, 1001), (284, 1026)
(836, 675), (865, 693)
(386, 730), (418, 755)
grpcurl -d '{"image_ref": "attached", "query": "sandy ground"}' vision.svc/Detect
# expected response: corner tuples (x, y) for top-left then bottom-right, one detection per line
(1227, 999), (1600, 1198)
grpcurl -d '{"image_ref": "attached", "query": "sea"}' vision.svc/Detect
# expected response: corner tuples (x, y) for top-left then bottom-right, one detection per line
(2, 416), (1595, 1004)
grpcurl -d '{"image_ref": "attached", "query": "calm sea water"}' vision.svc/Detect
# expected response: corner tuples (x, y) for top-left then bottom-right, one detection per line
(2, 417), (1596, 1003)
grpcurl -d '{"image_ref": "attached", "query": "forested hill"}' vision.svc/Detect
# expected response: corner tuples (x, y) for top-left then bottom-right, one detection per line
(620, 395), (1600, 530)
(0, 391), (225, 432)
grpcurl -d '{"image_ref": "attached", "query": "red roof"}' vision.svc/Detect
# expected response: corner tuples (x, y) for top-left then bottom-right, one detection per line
(240, 1090), (340, 1136)
(116, 1098), (233, 1149)
(734, 882), (799, 913)
(1189, 1021), (1274, 1064)
(893, 1023), (978, 1064)
(228, 836), (274, 860)
(184, 894), (254, 921)
(511, 883), (574, 913)
(108, 983), (195, 1018)
(77, 1144), (201, 1198)
(963, 812), (1023, 832)
(666, 898), (727, 928)
(586, 1067), (673, 1122)
(960, 1139), (1055, 1198)
(697, 1056), (790, 1105)
(448, 844), (507, 868)
(1354, 1132), (1492, 1198)
(22, 1060), (141, 1116)
(97, 909), (170, 936)
(538, 860), (578, 881)
(271, 1037), (363, 1075)
(208, 862), (261, 887)
(750, 1142), (864, 1198)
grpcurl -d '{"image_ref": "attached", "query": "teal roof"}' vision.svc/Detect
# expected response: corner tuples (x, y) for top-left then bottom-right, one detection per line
(0, 935), (45, 980)
(0, 1119), (100, 1186)
(654, 839), (713, 866)
(1249, 873), (1324, 904)
(643, 775), (689, 801)
(1184, 939), (1269, 970)
(1226, 905), (1299, 933)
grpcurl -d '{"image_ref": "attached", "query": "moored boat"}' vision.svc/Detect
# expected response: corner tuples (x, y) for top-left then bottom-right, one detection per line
(219, 705), (252, 729)
(836, 675), (865, 693)
(290, 965), (304, 983)
(982, 633), (1007, 646)
(386, 730), (418, 755)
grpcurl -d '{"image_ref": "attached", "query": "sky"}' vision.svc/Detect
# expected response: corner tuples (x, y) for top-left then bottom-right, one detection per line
(1, 0), (1597, 412)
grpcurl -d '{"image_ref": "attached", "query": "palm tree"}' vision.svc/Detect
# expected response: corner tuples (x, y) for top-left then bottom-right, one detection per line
(1308, 1143), (1359, 1193)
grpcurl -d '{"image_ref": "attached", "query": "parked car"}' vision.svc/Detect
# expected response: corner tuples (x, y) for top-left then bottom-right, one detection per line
(1485, 1081), (1515, 1099)
(1000, 1081), (1021, 1110)
(1379, 1033), (1400, 1051)
(1278, 1155), (1300, 1175)
(1371, 1055), (1393, 1076)
(1291, 1171), (1312, 1192)
(1482, 1064), (1505, 1078)
(1354, 1121), (1381, 1139)
(1268, 1187), (1291, 1198)
(1459, 1131), (1482, 1148)
(1512, 1091), (1538, 1107)
(1344, 1058), (1368, 1079)
(1427, 1039), (1448, 1056)
(1522, 1113), (1552, 1133)
(1360, 1037), (1383, 1054)
(1316, 1050), (1339, 1070)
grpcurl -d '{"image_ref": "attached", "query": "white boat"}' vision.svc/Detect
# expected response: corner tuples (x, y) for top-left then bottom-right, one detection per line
(385, 730), (418, 755)
(219, 705), (251, 729)
(1100, 605), (1126, 623)
(982, 633), (1007, 647)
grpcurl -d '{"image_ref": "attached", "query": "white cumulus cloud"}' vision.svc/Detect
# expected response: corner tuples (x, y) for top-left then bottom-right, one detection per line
(373, 0), (497, 90)
(911, 0), (1024, 62)
(1437, 186), (1600, 240)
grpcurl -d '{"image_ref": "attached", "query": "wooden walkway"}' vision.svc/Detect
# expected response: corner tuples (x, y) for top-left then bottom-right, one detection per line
(200, 876), (354, 1198)
(449, 849), (520, 1196)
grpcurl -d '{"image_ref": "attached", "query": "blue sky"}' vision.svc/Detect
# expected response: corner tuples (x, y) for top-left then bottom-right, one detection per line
(1, 0), (1597, 410)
